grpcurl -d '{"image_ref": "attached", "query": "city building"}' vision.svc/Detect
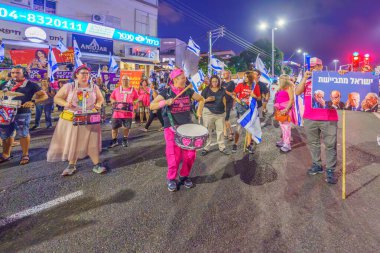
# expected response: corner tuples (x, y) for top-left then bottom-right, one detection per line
(0, 0), (160, 76)
(159, 38), (186, 69)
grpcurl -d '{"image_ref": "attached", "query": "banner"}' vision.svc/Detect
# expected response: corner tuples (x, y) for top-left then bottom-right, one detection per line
(9, 48), (74, 68)
(101, 72), (120, 91)
(312, 71), (379, 112)
(119, 70), (144, 89)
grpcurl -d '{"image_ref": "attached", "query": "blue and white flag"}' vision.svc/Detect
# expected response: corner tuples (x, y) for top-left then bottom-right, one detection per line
(189, 69), (205, 94)
(237, 94), (262, 144)
(108, 52), (118, 73)
(210, 55), (225, 72)
(56, 39), (68, 53)
(97, 66), (101, 78)
(73, 38), (83, 68)
(255, 55), (272, 85)
(187, 37), (200, 56)
(48, 45), (59, 82)
(168, 59), (174, 69)
(0, 41), (4, 63)
(294, 71), (304, 126)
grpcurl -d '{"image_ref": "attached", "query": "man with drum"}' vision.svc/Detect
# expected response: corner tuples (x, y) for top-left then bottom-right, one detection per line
(108, 74), (139, 148)
(0, 65), (47, 164)
(150, 68), (205, 192)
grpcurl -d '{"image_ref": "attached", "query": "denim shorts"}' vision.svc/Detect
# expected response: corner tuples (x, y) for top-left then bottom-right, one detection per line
(0, 113), (31, 140)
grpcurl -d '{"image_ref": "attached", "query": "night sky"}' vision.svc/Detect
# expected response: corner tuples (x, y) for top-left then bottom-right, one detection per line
(158, 0), (380, 69)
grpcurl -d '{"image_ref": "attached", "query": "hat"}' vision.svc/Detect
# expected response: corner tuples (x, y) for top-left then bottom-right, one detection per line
(74, 64), (91, 75)
(310, 57), (323, 67)
(169, 68), (184, 80)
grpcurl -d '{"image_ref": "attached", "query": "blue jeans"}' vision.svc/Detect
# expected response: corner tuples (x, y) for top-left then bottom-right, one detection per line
(35, 103), (53, 127)
(0, 113), (31, 140)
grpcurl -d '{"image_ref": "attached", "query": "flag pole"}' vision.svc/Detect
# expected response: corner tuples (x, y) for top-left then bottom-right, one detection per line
(342, 110), (346, 200)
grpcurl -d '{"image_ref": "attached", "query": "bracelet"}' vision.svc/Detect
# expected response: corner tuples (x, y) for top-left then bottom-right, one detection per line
(159, 100), (166, 108)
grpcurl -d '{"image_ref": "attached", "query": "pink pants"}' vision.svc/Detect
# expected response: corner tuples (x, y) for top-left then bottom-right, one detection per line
(164, 128), (196, 180)
(280, 121), (292, 146)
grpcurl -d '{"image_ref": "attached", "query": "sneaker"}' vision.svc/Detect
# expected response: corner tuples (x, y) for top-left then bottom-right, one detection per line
(248, 145), (255, 154)
(122, 137), (129, 147)
(220, 148), (231, 155)
(280, 144), (291, 153)
(325, 169), (338, 184)
(200, 149), (208, 156)
(92, 163), (107, 174)
(108, 139), (118, 148)
(46, 125), (53, 129)
(276, 140), (284, 147)
(167, 180), (177, 192)
(307, 164), (323, 175)
(30, 125), (39, 130)
(61, 164), (77, 176)
(232, 144), (237, 153)
(179, 176), (194, 189)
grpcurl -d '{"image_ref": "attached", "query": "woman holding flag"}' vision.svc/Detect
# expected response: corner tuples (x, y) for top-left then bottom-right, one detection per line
(231, 71), (261, 153)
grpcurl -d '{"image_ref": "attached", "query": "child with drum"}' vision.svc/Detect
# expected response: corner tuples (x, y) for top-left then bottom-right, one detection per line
(108, 74), (139, 148)
(47, 65), (106, 176)
(150, 68), (205, 192)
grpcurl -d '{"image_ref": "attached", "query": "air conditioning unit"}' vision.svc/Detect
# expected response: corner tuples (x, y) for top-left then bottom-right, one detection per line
(92, 14), (106, 24)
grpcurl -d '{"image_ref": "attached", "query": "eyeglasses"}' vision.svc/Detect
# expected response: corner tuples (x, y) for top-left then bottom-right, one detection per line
(78, 72), (90, 76)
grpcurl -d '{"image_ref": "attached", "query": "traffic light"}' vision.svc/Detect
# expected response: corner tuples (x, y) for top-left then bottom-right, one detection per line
(352, 52), (360, 70)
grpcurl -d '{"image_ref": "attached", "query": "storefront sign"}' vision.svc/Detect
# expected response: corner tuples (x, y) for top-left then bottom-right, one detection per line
(0, 3), (160, 47)
(73, 34), (113, 55)
(0, 20), (66, 44)
(24, 26), (46, 43)
(312, 71), (379, 112)
(125, 45), (159, 62)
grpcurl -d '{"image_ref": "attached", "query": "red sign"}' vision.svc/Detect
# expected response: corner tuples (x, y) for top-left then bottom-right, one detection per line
(9, 47), (74, 69)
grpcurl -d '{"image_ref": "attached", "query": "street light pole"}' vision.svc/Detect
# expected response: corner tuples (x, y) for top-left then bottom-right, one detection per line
(333, 59), (339, 71)
(272, 28), (275, 77)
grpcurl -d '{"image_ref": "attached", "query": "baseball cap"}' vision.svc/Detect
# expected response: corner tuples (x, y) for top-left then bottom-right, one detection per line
(310, 57), (323, 67)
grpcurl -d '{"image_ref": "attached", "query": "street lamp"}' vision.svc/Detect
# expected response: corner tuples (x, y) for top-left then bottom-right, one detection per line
(259, 19), (286, 77)
(287, 48), (302, 61)
(333, 59), (339, 71)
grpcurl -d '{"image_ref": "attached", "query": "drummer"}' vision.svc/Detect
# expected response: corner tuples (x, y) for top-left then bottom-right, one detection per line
(0, 65), (48, 165)
(150, 68), (205, 192)
(47, 65), (106, 176)
(108, 74), (139, 148)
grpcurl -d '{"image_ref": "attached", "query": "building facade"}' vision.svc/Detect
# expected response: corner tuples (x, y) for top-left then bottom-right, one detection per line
(159, 38), (186, 69)
(0, 0), (160, 75)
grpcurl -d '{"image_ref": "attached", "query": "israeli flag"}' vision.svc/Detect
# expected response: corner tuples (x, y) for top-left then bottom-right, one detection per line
(97, 66), (101, 78)
(189, 69), (205, 94)
(294, 71), (304, 126)
(108, 52), (119, 73)
(210, 55), (225, 72)
(237, 93), (262, 144)
(168, 59), (174, 69)
(187, 37), (200, 56)
(255, 55), (272, 85)
(0, 41), (4, 63)
(73, 38), (83, 68)
(56, 39), (68, 53)
(48, 45), (59, 82)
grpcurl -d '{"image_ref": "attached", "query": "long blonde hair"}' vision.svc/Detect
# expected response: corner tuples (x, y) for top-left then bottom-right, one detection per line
(279, 74), (293, 90)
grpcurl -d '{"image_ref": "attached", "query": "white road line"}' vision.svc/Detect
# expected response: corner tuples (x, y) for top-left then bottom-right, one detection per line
(374, 112), (380, 120)
(0, 190), (83, 227)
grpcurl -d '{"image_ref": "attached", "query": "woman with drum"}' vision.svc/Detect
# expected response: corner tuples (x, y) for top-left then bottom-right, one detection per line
(108, 74), (139, 148)
(200, 75), (230, 156)
(138, 79), (151, 125)
(150, 68), (205, 192)
(47, 65), (106, 176)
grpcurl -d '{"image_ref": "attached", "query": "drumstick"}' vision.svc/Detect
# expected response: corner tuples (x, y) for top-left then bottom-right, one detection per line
(173, 84), (193, 101)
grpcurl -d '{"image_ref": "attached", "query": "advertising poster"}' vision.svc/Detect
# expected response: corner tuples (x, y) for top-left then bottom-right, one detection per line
(312, 71), (379, 112)
(9, 48), (74, 68)
(101, 73), (120, 91)
(119, 70), (144, 89)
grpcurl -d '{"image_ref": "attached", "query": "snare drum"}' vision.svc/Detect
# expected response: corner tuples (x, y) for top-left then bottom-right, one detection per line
(112, 102), (133, 112)
(0, 100), (21, 125)
(174, 124), (209, 150)
(73, 111), (102, 126)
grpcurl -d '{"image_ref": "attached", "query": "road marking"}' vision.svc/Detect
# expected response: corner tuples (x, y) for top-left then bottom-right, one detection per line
(374, 112), (380, 120)
(0, 190), (83, 227)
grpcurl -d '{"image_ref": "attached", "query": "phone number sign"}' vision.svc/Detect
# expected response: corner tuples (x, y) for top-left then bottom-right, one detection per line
(0, 4), (160, 47)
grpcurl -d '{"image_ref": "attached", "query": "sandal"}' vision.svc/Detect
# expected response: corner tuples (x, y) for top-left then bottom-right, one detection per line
(0, 155), (12, 164)
(19, 155), (30, 165)
(61, 165), (77, 176)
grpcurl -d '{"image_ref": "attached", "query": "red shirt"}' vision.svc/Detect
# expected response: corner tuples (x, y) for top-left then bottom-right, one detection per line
(234, 83), (261, 104)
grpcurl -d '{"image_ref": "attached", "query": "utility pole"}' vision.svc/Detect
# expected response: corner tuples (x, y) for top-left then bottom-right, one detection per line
(208, 26), (225, 76)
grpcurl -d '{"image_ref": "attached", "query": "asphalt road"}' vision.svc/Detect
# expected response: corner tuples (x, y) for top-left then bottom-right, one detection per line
(0, 111), (379, 253)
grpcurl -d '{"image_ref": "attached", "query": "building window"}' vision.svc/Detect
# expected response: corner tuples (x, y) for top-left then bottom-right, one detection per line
(135, 9), (149, 35)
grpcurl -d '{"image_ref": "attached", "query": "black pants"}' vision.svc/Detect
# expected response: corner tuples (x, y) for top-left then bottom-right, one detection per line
(145, 109), (164, 129)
